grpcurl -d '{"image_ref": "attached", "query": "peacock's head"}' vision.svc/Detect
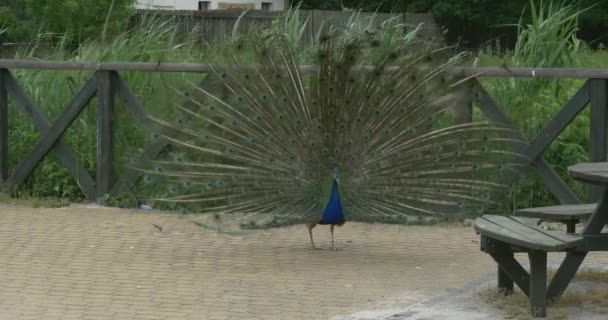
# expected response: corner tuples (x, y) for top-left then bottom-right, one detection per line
(332, 170), (340, 182)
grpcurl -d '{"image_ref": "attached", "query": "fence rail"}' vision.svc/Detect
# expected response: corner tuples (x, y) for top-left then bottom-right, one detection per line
(0, 59), (606, 205)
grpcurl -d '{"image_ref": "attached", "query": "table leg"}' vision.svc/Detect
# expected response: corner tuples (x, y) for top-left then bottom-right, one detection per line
(547, 251), (587, 300)
(566, 220), (577, 234)
(498, 264), (514, 295)
(529, 250), (547, 317)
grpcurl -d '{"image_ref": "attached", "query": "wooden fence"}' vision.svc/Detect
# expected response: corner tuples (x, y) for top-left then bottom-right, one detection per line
(134, 9), (441, 44)
(0, 59), (606, 204)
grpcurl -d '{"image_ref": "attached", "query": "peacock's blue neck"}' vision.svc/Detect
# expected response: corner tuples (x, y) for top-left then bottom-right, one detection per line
(320, 178), (345, 225)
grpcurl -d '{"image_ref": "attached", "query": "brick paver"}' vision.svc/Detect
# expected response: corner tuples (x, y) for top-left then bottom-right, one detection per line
(1, 204), (608, 320)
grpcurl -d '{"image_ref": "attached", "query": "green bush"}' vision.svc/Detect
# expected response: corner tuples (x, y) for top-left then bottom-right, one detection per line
(0, 0), (135, 46)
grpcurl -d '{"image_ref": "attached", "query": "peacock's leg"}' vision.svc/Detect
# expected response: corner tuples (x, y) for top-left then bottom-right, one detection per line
(306, 222), (317, 249)
(330, 224), (336, 251)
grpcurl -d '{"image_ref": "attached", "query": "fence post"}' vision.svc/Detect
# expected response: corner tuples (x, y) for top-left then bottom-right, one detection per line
(0, 69), (7, 185)
(455, 82), (473, 125)
(589, 79), (608, 202)
(96, 71), (116, 203)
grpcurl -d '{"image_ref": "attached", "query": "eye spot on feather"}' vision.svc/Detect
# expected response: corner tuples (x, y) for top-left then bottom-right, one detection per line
(238, 96), (244, 102)
(276, 73), (282, 79)
(152, 132), (161, 140)
(143, 175), (152, 183)
(244, 74), (250, 80)
(156, 167), (164, 173)
(497, 164), (504, 171)
(256, 115), (262, 121)
(416, 153), (423, 160)
(221, 73), (228, 80)
(168, 185), (177, 193)
(481, 146), (488, 152)
(472, 164), (481, 171)
(183, 181), (192, 188)
(209, 106), (216, 112)
(179, 208), (188, 215)
(214, 213), (221, 220)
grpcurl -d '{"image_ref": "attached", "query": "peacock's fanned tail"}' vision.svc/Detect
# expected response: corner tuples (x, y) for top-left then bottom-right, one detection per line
(143, 31), (527, 229)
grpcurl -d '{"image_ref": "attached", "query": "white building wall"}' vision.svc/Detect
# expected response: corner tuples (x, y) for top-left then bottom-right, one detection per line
(135, 0), (285, 11)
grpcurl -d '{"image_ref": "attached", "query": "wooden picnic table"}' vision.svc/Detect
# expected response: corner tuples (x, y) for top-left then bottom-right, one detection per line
(550, 162), (608, 294)
(474, 162), (608, 317)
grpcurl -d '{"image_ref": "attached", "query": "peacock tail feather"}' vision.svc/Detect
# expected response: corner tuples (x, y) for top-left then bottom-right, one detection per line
(141, 27), (528, 230)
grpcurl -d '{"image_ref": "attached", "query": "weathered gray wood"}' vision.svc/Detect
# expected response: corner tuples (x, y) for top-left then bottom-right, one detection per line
(547, 252), (587, 300)
(0, 69), (8, 184)
(474, 215), (584, 251)
(487, 240), (531, 296)
(497, 259), (515, 294)
(547, 188), (608, 299)
(4, 59), (608, 79)
(574, 235), (608, 251)
(3, 70), (96, 200)
(522, 81), (590, 162)
(535, 162), (581, 204)
(568, 163), (608, 184)
(513, 216), (542, 226)
(473, 81), (581, 204)
(4, 76), (97, 194)
(96, 71), (116, 202)
(589, 79), (608, 201)
(528, 251), (547, 317)
(452, 67), (608, 79)
(515, 204), (595, 220)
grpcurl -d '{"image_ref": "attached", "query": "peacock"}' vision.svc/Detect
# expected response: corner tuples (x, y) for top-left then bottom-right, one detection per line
(142, 26), (527, 250)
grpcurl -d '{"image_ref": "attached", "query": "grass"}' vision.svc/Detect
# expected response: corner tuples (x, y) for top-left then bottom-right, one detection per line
(478, 268), (608, 319)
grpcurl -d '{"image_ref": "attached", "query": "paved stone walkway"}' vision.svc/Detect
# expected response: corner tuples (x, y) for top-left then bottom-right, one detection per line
(1, 204), (607, 320)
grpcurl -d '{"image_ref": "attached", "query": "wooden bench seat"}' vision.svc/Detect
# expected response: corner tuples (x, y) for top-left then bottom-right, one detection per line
(475, 215), (584, 251)
(514, 204), (595, 233)
(474, 215), (585, 317)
